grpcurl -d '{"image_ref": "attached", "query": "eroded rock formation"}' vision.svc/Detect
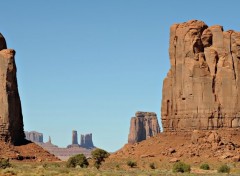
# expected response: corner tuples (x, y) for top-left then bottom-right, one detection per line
(0, 33), (25, 144)
(128, 111), (160, 144)
(162, 20), (240, 131)
(25, 131), (43, 143)
(72, 130), (78, 145)
(80, 133), (94, 149)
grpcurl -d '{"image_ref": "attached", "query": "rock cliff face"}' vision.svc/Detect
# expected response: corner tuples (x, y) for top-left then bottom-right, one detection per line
(0, 33), (25, 144)
(80, 133), (94, 149)
(128, 111), (160, 144)
(25, 131), (43, 143)
(162, 20), (240, 131)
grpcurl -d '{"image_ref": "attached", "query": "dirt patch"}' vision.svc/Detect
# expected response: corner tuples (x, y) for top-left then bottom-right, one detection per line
(0, 140), (59, 162)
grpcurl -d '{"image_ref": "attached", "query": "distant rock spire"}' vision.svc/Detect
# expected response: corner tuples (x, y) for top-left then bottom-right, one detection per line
(48, 136), (52, 144)
(72, 130), (78, 145)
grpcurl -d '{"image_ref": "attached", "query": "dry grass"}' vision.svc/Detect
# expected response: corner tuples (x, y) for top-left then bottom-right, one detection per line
(0, 160), (239, 176)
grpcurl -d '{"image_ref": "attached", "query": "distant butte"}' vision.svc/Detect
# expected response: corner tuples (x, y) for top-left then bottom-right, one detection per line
(128, 111), (160, 144)
(25, 130), (96, 160)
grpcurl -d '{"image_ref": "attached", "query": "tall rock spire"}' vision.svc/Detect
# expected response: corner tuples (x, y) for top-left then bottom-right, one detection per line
(0, 33), (25, 144)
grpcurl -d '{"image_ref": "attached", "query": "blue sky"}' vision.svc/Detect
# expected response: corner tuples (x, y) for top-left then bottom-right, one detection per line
(1, 0), (240, 152)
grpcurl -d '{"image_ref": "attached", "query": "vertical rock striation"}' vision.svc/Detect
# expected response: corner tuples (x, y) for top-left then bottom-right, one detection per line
(80, 133), (94, 149)
(161, 20), (240, 131)
(128, 111), (160, 144)
(0, 33), (25, 144)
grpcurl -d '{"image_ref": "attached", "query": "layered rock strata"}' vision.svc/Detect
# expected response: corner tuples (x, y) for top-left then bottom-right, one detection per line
(162, 20), (240, 131)
(128, 111), (160, 144)
(0, 33), (25, 144)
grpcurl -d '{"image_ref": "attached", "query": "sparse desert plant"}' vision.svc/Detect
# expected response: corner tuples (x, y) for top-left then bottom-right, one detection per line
(94, 162), (101, 169)
(200, 163), (210, 170)
(1, 168), (16, 175)
(172, 161), (191, 173)
(43, 162), (60, 168)
(127, 160), (137, 168)
(66, 154), (89, 168)
(0, 158), (11, 169)
(149, 162), (156, 169)
(218, 164), (230, 173)
(91, 148), (110, 168)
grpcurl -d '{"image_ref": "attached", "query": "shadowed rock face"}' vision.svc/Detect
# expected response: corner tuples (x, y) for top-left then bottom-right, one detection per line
(0, 33), (25, 144)
(162, 20), (240, 131)
(128, 111), (161, 144)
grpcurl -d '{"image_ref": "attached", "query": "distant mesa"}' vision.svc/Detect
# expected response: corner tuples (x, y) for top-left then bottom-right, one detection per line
(25, 130), (96, 160)
(25, 131), (43, 143)
(128, 111), (161, 144)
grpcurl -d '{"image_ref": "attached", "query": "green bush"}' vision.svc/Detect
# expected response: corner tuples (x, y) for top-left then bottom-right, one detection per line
(218, 164), (230, 173)
(200, 163), (210, 170)
(66, 154), (89, 168)
(0, 158), (11, 169)
(127, 161), (137, 168)
(172, 161), (191, 173)
(91, 148), (110, 168)
(149, 162), (156, 169)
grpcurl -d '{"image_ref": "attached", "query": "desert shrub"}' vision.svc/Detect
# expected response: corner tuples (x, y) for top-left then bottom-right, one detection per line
(43, 162), (60, 168)
(218, 164), (230, 173)
(200, 163), (210, 170)
(91, 148), (110, 168)
(1, 168), (16, 175)
(127, 161), (137, 168)
(149, 162), (156, 169)
(94, 162), (101, 169)
(172, 161), (191, 173)
(0, 158), (11, 169)
(66, 154), (89, 168)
